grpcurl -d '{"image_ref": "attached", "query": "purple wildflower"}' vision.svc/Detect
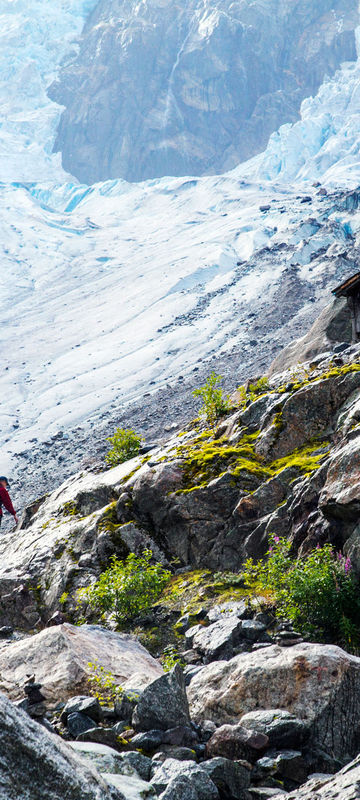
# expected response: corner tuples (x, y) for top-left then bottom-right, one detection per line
(344, 557), (352, 575)
(274, 536), (280, 544)
(337, 552), (343, 561)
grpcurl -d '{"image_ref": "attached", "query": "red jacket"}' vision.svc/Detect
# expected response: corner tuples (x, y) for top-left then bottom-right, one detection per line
(0, 487), (16, 518)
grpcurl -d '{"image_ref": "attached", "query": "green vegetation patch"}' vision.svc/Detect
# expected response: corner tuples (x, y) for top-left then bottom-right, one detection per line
(174, 430), (265, 490)
(160, 569), (246, 617)
(192, 372), (231, 425)
(105, 427), (144, 467)
(269, 441), (331, 478)
(77, 549), (171, 625)
(172, 427), (329, 493)
(60, 501), (79, 517)
(276, 361), (360, 395)
(243, 535), (360, 652)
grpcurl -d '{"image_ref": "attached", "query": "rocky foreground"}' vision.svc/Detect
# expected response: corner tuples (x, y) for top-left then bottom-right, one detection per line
(0, 300), (360, 798)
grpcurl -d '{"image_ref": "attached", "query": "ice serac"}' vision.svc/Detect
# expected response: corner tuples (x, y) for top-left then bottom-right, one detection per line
(0, 0), (99, 182)
(49, 0), (359, 183)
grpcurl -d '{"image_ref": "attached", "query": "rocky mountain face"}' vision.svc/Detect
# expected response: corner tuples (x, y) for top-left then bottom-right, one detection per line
(49, 0), (359, 183)
(1, 300), (359, 630)
(1, 306), (360, 799)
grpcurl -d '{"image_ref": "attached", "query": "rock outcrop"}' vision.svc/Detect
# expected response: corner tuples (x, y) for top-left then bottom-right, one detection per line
(0, 342), (359, 629)
(187, 642), (360, 761)
(271, 754), (360, 799)
(0, 692), (123, 800)
(0, 623), (162, 702)
(50, 0), (359, 183)
(268, 297), (352, 375)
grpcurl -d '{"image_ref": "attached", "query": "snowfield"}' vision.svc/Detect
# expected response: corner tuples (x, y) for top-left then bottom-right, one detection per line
(1, 0), (360, 476)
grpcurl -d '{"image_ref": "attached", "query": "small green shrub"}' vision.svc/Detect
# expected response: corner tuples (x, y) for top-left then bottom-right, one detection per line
(87, 660), (125, 705)
(243, 535), (360, 651)
(105, 427), (144, 467)
(192, 372), (229, 425)
(248, 376), (270, 399)
(236, 375), (271, 408)
(78, 549), (171, 624)
(160, 645), (185, 672)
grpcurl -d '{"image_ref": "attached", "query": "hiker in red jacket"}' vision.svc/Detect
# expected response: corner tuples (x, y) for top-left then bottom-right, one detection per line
(0, 477), (18, 527)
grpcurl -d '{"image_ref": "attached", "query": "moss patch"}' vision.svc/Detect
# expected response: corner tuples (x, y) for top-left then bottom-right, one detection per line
(60, 501), (79, 517)
(173, 430), (264, 490)
(269, 441), (330, 477)
(159, 569), (247, 617)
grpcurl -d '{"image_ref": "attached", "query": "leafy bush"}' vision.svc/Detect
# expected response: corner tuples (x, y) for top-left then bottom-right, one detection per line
(237, 375), (271, 408)
(160, 645), (185, 672)
(243, 535), (360, 651)
(78, 550), (171, 624)
(87, 660), (125, 705)
(105, 427), (143, 467)
(192, 372), (229, 425)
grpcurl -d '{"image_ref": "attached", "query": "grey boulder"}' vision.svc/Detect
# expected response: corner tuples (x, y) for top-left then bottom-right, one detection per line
(132, 664), (190, 732)
(0, 692), (123, 800)
(159, 773), (218, 800)
(191, 617), (244, 662)
(188, 643), (360, 761)
(67, 712), (98, 738)
(61, 695), (101, 724)
(151, 759), (219, 799)
(205, 723), (269, 762)
(202, 757), (252, 800)
(239, 710), (309, 749)
(70, 741), (151, 779)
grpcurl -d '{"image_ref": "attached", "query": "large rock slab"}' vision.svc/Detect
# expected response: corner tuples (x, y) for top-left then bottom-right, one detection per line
(319, 437), (360, 520)
(256, 370), (360, 461)
(272, 754), (360, 799)
(0, 692), (123, 800)
(0, 623), (163, 702)
(187, 643), (360, 760)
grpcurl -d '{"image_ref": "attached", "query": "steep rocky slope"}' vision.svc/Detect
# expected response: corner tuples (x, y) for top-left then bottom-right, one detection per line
(1, 308), (360, 799)
(2, 306), (359, 630)
(50, 0), (359, 183)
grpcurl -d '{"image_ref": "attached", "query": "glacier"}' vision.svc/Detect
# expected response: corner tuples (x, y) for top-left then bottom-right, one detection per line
(241, 24), (360, 187)
(1, 0), (360, 481)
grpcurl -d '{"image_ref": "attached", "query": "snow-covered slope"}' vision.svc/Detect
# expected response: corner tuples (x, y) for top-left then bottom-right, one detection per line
(1, 0), (360, 483)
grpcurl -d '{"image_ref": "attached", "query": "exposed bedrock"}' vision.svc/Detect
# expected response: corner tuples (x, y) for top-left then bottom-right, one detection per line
(49, 0), (359, 182)
(0, 335), (359, 629)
